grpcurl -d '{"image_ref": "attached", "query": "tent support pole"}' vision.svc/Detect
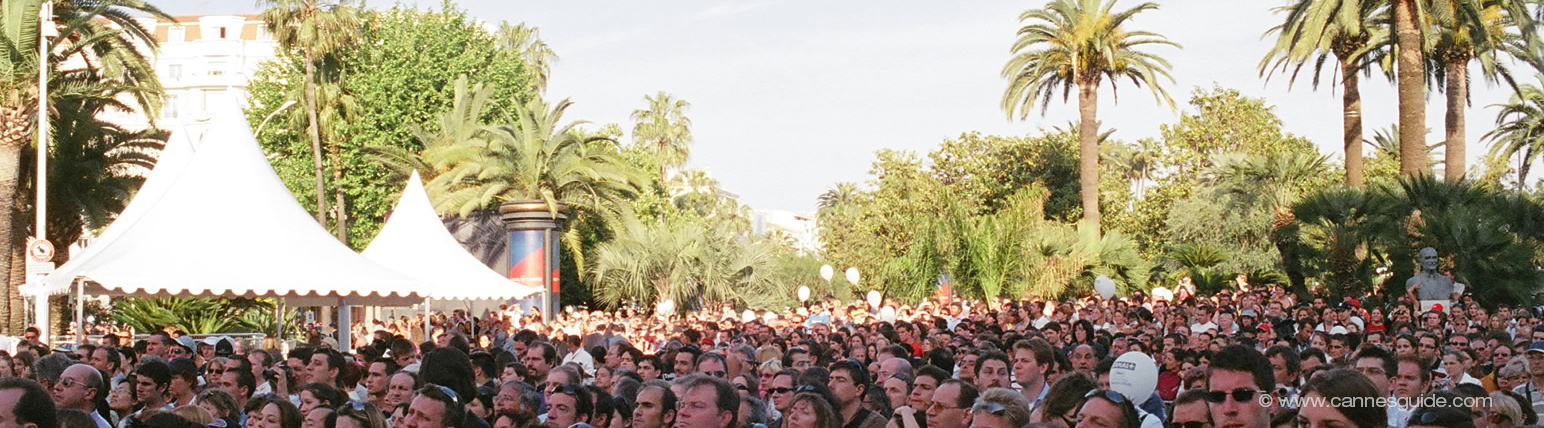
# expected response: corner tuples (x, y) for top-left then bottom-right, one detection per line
(338, 299), (351, 351)
(74, 280), (83, 345)
(276, 298), (285, 342)
(422, 298), (430, 340)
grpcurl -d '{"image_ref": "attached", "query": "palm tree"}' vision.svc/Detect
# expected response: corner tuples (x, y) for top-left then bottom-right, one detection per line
(631, 92), (692, 183)
(591, 214), (783, 310)
(1261, 0), (1388, 187)
(1483, 77), (1544, 190)
(1293, 187), (1401, 299)
(1001, 0), (1179, 232)
(495, 23), (558, 93)
(426, 94), (646, 270)
(1427, 0), (1535, 181)
(373, 75), (494, 181)
(1210, 151), (1331, 297)
(1391, 0), (1428, 176)
(817, 183), (861, 213)
(43, 91), (167, 265)
(262, 0), (362, 239)
(0, 0), (168, 331)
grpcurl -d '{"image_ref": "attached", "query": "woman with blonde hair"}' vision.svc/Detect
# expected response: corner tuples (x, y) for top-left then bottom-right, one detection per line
(1488, 391), (1525, 428)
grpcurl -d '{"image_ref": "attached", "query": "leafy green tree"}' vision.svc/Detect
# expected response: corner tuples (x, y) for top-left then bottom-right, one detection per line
(248, 5), (536, 249)
(1261, 0), (1387, 187)
(1001, 0), (1178, 232)
(631, 92), (692, 183)
(1483, 77), (1544, 190)
(0, 0), (168, 332)
(591, 213), (789, 310)
(1293, 187), (1401, 299)
(261, 0), (362, 239)
(1210, 151), (1333, 297)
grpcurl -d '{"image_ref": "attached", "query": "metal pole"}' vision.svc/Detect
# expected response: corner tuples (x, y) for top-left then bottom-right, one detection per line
(74, 280), (82, 344)
(338, 299), (351, 351)
(542, 228), (553, 319)
(422, 298), (430, 340)
(34, 0), (52, 342)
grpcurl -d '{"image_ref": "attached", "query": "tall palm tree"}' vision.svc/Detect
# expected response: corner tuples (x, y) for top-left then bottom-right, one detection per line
(0, 0), (168, 331)
(43, 91), (167, 265)
(1261, 0), (1388, 187)
(1483, 77), (1544, 190)
(817, 183), (860, 213)
(1427, 0), (1534, 181)
(1392, 0), (1428, 176)
(426, 94), (646, 270)
(631, 92), (692, 184)
(495, 23), (558, 93)
(262, 0), (361, 239)
(1000, 0), (1178, 232)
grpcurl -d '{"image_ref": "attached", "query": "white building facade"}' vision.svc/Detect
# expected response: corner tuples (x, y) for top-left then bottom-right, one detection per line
(102, 15), (278, 128)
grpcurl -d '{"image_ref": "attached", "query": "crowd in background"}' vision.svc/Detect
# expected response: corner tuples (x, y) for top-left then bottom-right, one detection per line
(0, 281), (1538, 428)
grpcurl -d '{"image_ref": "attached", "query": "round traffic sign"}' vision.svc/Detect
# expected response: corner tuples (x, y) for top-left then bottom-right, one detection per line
(27, 239), (54, 263)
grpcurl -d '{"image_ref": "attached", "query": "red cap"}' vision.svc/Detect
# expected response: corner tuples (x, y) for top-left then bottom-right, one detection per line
(1432, 304), (1444, 312)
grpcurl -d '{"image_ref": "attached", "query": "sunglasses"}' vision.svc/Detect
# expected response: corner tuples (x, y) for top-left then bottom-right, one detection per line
(1203, 388), (1261, 404)
(971, 401), (1007, 416)
(1084, 389), (1129, 404)
(766, 387), (794, 395)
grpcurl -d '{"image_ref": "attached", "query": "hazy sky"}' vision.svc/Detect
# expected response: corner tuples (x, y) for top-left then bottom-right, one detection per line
(161, 0), (1526, 213)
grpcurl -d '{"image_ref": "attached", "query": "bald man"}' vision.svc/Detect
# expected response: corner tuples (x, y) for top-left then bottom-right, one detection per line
(53, 363), (108, 428)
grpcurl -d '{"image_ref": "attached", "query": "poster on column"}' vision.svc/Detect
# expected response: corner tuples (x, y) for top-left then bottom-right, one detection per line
(508, 229), (560, 297)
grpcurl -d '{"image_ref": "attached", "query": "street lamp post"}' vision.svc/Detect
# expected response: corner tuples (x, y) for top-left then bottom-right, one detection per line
(255, 100), (299, 135)
(33, 0), (57, 343)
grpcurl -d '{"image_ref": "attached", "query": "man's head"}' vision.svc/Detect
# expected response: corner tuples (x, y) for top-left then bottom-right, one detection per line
(828, 360), (872, 411)
(1265, 345), (1300, 389)
(673, 375), (738, 428)
(1392, 356), (1430, 399)
(1206, 345), (1274, 428)
(404, 385), (464, 428)
(1171, 388), (1211, 428)
(1010, 339), (1053, 388)
(768, 370), (798, 413)
(307, 348), (344, 387)
(696, 353), (729, 378)
(524, 343), (557, 379)
(1070, 345), (1098, 374)
(925, 380), (977, 428)
(365, 358), (398, 396)
(87, 347), (119, 375)
(50, 364), (102, 412)
(633, 382), (678, 428)
(1350, 346), (1397, 396)
(133, 360), (171, 406)
(973, 351), (1011, 390)
(545, 384), (592, 428)
(1073, 389), (1138, 428)
(0, 377), (56, 428)
(219, 368), (255, 402)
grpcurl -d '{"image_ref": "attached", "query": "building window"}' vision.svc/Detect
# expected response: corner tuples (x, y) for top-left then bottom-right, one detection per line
(164, 93), (183, 118)
(208, 61), (225, 76)
(169, 26), (185, 42)
(168, 64), (182, 80)
(218, 27), (227, 39)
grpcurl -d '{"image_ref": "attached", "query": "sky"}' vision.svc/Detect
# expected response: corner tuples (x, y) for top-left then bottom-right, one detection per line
(158, 0), (1528, 214)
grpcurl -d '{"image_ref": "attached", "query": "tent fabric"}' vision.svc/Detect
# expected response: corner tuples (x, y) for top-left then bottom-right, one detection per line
(22, 105), (424, 305)
(363, 171), (540, 301)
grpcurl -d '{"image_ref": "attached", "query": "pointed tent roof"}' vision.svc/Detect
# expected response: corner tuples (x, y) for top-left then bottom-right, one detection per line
(363, 171), (539, 301)
(23, 105), (424, 306)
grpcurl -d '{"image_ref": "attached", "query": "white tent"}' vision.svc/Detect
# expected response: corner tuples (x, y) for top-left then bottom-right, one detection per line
(22, 106), (424, 308)
(363, 171), (540, 301)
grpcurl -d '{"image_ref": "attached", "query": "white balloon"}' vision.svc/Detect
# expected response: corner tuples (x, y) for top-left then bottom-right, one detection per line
(1110, 352), (1158, 403)
(1151, 287), (1173, 302)
(846, 267), (861, 285)
(820, 265), (835, 282)
(1094, 276), (1117, 300)
(657, 300), (676, 316)
(879, 306), (897, 323)
(742, 310), (756, 323)
(798, 286), (812, 302)
(867, 290), (882, 310)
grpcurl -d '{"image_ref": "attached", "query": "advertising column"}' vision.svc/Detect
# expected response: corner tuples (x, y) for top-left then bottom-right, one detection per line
(500, 201), (566, 319)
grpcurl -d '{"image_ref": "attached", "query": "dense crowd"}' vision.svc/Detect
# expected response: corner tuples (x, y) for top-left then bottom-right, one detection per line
(0, 282), (1540, 428)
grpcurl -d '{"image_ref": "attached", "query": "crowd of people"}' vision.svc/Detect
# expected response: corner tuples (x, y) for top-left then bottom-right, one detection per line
(0, 282), (1540, 428)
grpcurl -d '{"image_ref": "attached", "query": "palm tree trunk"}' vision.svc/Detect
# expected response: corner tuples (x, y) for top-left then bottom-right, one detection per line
(304, 60), (330, 227)
(1393, 0), (1428, 176)
(1521, 146), (1535, 191)
(1342, 61), (1364, 188)
(1076, 83), (1101, 232)
(1444, 59), (1467, 181)
(0, 111), (28, 334)
(332, 154), (347, 243)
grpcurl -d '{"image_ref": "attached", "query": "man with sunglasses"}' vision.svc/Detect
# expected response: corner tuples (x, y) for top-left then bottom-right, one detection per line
(1071, 389), (1139, 428)
(765, 370), (797, 428)
(1206, 346), (1274, 428)
(53, 363), (108, 428)
(925, 380), (975, 428)
(404, 385), (465, 428)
